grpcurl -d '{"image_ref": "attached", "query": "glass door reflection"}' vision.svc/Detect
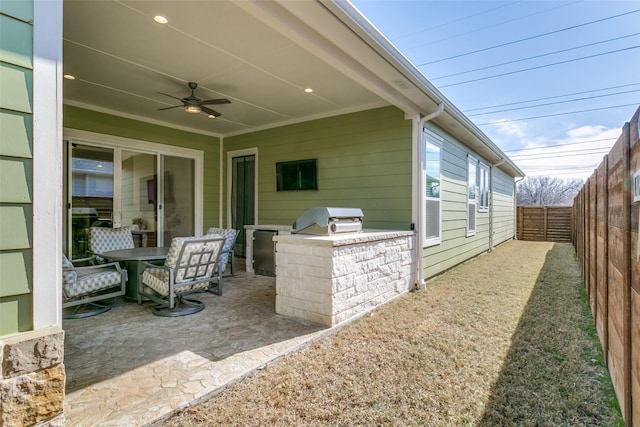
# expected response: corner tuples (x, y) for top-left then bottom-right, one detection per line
(70, 144), (114, 259)
(121, 151), (157, 247)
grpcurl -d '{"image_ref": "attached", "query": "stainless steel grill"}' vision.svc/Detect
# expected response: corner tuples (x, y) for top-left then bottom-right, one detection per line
(292, 207), (363, 235)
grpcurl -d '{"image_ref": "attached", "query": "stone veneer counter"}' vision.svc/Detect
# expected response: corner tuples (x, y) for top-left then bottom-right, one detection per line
(274, 230), (415, 327)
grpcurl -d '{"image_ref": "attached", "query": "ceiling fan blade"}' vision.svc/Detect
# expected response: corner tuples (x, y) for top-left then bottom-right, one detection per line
(201, 106), (221, 117)
(157, 105), (183, 111)
(200, 98), (231, 105)
(158, 92), (185, 102)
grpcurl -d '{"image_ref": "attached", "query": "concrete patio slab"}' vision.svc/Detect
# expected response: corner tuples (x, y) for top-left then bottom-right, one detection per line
(62, 260), (327, 426)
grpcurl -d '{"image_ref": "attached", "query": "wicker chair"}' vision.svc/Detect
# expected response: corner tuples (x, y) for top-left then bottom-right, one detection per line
(62, 254), (126, 319)
(138, 236), (225, 316)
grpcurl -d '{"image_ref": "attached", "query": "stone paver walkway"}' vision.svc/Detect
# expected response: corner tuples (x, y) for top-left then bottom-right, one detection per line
(63, 261), (326, 426)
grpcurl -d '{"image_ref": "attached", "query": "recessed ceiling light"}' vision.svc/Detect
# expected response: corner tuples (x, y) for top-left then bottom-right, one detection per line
(63, 74), (76, 80)
(304, 88), (314, 93)
(207, 114), (216, 119)
(153, 15), (168, 24)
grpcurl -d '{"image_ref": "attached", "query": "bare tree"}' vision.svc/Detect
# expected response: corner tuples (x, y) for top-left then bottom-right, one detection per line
(517, 176), (583, 206)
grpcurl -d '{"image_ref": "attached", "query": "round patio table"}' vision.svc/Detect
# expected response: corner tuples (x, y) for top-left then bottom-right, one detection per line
(99, 247), (170, 301)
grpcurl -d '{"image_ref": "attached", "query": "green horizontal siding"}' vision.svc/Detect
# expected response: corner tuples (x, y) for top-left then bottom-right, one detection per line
(0, 110), (32, 158)
(0, 294), (32, 336)
(0, 158), (32, 202)
(0, 62), (32, 113)
(226, 106), (412, 230)
(0, 250), (32, 297)
(0, 3), (34, 336)
(63, 106), (222, 228)
(492, 168), (515, 245)
(0, 13), (33, 69)
(0, 1), (33, 22)
(422, 123), (515, 280)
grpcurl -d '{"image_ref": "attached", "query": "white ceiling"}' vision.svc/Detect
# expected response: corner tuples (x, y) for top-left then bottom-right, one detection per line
(63, 0), (389, 137)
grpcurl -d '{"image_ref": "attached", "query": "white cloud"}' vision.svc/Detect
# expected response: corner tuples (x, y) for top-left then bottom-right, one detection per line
(492, 120), (527, 138)
(566, 125), (621, 140)
(508, 124), (621, 181)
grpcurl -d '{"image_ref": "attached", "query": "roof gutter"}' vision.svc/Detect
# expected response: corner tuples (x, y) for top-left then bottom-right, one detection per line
(413, 103), (445, 290)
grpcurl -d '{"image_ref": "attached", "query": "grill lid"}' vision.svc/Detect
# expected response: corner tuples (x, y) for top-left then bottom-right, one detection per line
(292, 207), (363, 235)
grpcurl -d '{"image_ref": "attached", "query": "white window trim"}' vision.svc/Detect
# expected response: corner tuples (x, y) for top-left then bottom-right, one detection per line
(479, 162), (490, 213)
(466, 155), (477, 237)
(423, 131), (442, 247)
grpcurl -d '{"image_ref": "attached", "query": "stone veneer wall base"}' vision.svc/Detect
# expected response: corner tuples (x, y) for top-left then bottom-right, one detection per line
(0, 327), (65, 426)
(274, 230), (415, 327)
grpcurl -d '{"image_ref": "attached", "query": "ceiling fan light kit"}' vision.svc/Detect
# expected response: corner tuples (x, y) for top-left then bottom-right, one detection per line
(184, 104), (201, 114)
(158, 82), (230, 119)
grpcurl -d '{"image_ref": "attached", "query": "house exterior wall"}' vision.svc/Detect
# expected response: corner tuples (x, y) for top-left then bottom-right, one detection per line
(0, 0), (34, 336)
(422, 124), (515, 280)
(1, 1), (66, 425)
(224, 106), (413, 230)
(492, 167), (517, 245)
(63, 106), (222, 228)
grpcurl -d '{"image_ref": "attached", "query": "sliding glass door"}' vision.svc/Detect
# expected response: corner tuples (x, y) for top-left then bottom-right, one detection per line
(162, 155), (195, 243)
(67, 141), (198, 256)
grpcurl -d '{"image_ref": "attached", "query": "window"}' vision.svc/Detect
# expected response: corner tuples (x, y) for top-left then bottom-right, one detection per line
(479, 163), (490, 212)
(424, 132), (442, 246)
(467, 155), (477, 236)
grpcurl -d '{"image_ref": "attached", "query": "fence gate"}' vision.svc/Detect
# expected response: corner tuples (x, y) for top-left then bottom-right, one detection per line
(516, 206), (572, 242)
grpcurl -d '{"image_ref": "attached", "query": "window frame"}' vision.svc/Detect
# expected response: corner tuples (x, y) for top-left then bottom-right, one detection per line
(478, 162), (490, 213)
(423, 131), (442, 247)
(466, 155), (477, 237)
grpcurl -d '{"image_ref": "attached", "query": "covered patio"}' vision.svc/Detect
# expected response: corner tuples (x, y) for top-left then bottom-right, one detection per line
(62, 259), (327, 426)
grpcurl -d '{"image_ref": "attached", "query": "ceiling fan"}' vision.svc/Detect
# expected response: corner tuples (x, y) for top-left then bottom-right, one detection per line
(158, 82), (230, 118)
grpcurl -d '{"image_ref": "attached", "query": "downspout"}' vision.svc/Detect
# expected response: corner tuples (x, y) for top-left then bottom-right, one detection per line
(414, 103), (444, 290)
(489, 158), (505, 252)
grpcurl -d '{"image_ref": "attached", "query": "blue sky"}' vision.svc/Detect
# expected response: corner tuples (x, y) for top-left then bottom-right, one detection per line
(350, 0), (640, 181)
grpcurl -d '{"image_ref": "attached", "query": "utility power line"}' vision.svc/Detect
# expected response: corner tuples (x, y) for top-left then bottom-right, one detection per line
(476, 103), (639, 125)
(511, 150), (610, 161)
(398, 1), (521, 41)
(431, 32), (640, 80)
(509, 148), (610, 162)
(504, 138), (616, 153)
(465, 83), (640, 113)
(404, 1), (579, 50)
(439, 46), (640, 88)
(467, 89), (640, 116)
(418, 9), (640, 65)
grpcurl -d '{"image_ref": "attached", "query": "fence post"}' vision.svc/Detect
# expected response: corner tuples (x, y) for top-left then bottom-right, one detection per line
(622, 122), (632, 426)
(603, 155), (609, 367)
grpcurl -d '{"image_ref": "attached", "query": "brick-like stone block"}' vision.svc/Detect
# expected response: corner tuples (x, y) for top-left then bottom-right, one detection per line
(1, 328), (64, 379)
(0, 364), (65, 426)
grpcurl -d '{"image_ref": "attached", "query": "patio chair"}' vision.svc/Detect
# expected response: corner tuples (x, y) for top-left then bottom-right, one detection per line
(87, 226), (135, 262)
(62, 254), (127, 319)
(205, 227), (239, 278)
(138, 236), (225, 317)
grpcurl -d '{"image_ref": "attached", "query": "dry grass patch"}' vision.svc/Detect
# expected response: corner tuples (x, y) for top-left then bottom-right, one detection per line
(164, 241), (621, 426)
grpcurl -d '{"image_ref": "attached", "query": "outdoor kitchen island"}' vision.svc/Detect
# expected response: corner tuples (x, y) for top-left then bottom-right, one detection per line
(273, 229), (415, 327)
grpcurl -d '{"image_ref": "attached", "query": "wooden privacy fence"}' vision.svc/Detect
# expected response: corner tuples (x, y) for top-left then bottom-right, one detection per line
(516, 206), (572, 242)
(572, 106), (639, 427)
